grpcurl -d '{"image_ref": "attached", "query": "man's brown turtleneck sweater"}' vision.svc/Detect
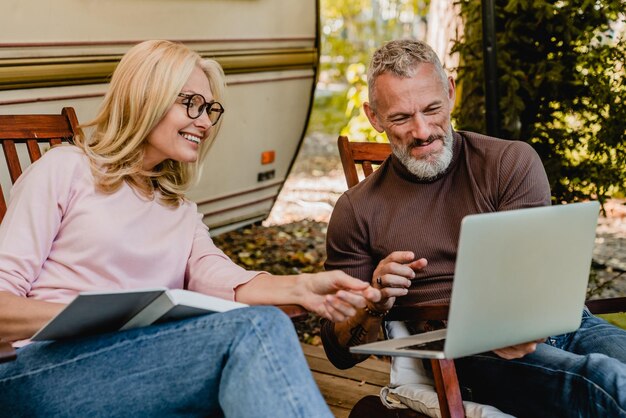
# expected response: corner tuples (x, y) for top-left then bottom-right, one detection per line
(322, 130), (551, 369)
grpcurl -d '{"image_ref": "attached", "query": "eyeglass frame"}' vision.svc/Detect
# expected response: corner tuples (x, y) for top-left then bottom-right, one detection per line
(177, 93), (225, 124)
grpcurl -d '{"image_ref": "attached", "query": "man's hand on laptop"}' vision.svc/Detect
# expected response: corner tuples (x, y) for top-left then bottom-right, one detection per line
(493, 338), (546, 359)
(368, 251), (428, 313)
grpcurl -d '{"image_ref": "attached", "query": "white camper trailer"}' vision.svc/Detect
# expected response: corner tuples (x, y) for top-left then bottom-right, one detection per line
(0, 0), (319, 234)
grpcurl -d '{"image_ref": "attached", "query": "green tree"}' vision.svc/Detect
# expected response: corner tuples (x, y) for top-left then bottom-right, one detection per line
(317, 0), (430, 139)
(321, 0), (430, 83)
(453, 0), (626, 206)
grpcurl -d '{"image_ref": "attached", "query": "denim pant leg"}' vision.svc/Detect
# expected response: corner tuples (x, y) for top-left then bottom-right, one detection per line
(217, 306), (332, 418)
(0, 306), (331, 418)
(555, 308), (626, 362)
(455, 312), (626, 418)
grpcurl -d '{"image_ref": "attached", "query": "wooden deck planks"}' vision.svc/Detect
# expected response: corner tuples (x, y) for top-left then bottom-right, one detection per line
(302, 343), (391, 418)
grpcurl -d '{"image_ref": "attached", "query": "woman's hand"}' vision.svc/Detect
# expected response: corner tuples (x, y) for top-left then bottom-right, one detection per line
(0, 292), (66, 341)
(297, 270), (381, 322)
(367, 251), (427, 314)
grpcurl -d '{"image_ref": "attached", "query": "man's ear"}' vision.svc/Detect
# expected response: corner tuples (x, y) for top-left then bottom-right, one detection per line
(447, 76), (456, 109)
(364, 102), (385, 133)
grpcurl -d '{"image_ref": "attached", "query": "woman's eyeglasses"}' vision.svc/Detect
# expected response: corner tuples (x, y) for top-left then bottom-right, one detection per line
(178, 93), (225, 124)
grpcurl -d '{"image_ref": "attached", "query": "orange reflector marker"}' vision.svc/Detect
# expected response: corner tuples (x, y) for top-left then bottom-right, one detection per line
(261, 150), (275, 165)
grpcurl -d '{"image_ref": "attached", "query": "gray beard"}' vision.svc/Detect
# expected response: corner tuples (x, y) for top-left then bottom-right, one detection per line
(392, 130), (454, 180)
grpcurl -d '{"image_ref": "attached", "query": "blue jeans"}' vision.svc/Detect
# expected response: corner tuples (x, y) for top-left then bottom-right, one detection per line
(455, 309), (626, 418)
(0, 306), (332, 418)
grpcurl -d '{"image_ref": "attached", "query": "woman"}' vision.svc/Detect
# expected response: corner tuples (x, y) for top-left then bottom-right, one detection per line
(0, 40), (379, 417)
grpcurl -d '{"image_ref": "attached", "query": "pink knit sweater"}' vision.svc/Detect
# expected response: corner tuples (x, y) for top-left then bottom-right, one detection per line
(0, 146), (260, 304)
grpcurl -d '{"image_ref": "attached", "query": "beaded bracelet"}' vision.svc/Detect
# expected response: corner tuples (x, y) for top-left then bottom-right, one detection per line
(364, 305), (389, 318)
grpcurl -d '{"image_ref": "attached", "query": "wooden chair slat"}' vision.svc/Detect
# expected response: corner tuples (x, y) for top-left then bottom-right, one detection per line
(362, 161), (374, 177)
(26, 139), (43, 162)
(63, 107), (81, 136)
(2, 140), (23, 183)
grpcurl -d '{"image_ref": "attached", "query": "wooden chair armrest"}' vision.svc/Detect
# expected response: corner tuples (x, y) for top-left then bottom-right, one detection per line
(586, 297), (626, 315)
(277, 304), (309, 321)
(386, 298), (626, 321)
(0, 340), (16, 363)
(386, 303), (449, 321)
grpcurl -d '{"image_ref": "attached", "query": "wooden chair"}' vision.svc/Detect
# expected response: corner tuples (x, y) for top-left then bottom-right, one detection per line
(0, 107), (81, 364)
(337, 135), (626, 418)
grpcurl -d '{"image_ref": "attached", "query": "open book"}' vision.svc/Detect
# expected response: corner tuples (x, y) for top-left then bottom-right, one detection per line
(32, 288), (248, 341)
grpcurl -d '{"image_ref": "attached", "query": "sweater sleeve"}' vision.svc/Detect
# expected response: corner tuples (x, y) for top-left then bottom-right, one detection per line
(0, 147), (73, 296)
(497, 141), (551, 210)
(185, 215), (263, 301)
(324, 192), (375, 281)
(322, 192), (374, 369)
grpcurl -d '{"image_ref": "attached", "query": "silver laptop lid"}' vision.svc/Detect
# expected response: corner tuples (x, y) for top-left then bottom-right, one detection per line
(444, 201), (599, 358)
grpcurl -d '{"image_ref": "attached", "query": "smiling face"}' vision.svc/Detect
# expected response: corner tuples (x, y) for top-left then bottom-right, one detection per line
(364, 63), (456, 179)
(143, 65), (214, 170)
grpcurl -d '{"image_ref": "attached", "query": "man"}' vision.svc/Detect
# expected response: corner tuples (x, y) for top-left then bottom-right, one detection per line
(321, 39), (626, 417)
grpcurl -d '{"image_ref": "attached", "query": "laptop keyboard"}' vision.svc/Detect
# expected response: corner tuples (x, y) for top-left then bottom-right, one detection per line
(399, 338), (446, 351)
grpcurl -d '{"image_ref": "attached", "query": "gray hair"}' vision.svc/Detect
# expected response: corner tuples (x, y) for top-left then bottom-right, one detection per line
(367, 39), (448, 108)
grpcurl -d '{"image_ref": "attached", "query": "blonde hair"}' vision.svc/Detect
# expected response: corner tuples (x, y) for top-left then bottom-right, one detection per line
(73, 40), (226, 206)
(367, 39), (448, 109)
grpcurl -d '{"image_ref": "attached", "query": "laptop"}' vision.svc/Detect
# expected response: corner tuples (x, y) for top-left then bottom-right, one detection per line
(350, 201), (600, 359)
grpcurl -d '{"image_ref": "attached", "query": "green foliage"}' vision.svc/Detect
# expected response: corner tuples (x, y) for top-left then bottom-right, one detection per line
(321, 0), (430, 83)
(307, 90), (349, 135)
(339, 63), (387, 142)
(453, 0), (626, 205)
(318, 0), (430, 141)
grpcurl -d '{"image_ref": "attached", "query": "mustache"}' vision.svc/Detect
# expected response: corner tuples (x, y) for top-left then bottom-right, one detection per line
(408, 135), (444, 148)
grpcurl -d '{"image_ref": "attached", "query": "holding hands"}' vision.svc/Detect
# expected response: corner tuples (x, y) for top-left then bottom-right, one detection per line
(236, 270), (380, 322)
(324, 251), (428, 350)
(302, 271), (381, 322)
